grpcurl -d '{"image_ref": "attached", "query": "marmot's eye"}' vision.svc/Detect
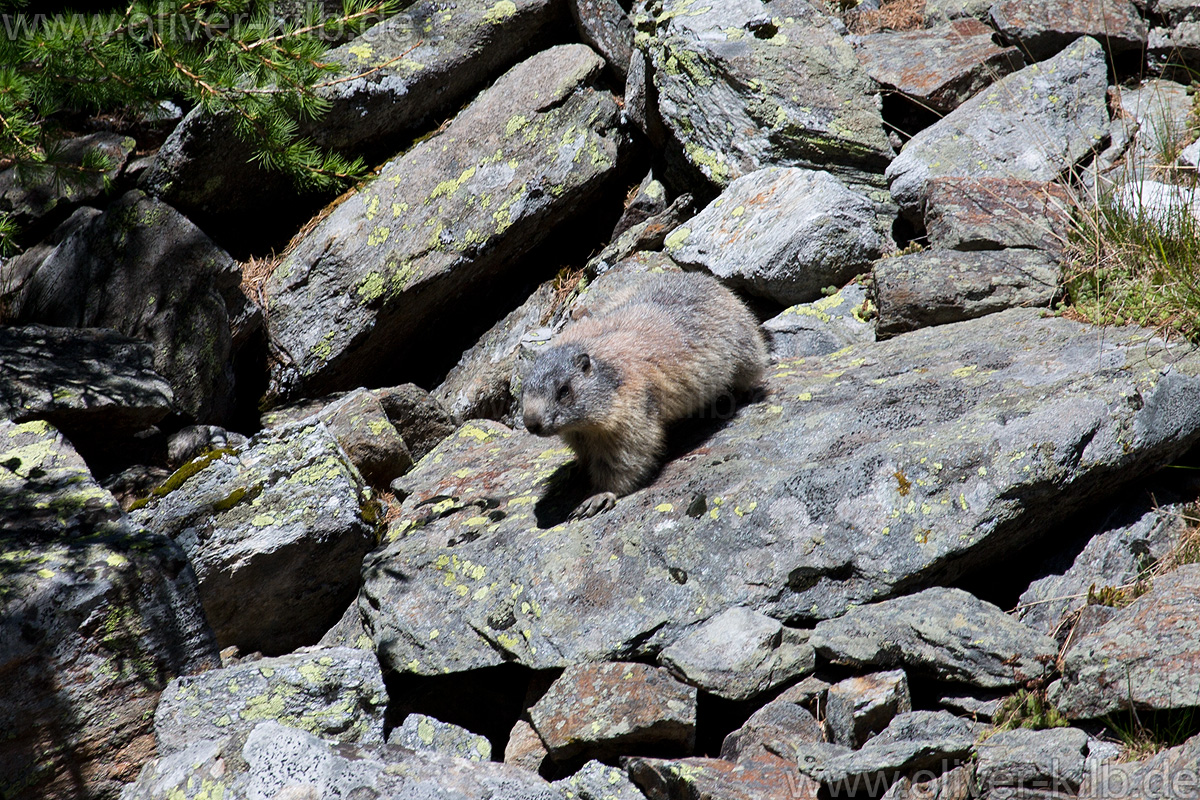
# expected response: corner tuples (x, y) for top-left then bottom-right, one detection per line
(556, 385), (570, 402)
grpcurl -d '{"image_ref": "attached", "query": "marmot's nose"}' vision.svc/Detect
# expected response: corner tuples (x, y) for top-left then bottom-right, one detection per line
(524, 417), (543, 436)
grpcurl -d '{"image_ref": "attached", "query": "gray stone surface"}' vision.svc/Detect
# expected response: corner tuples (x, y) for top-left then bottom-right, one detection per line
(551, 760), (647, 800)
(1079, 732), (1200, 799)
(1052, 564), (1200, 718)
(0, 324), (173, 433)
(375, 383), (460, 462)
(391, 714), (492, 762)
(811, 587), (1059, 688)
(923, 178), (1072, 255)
(658, 607), (815, 701)
(853, 19), (1024, 114)
(361, 309), (1200, 675)
(568, 0), (634, 82)
(155, 647), (387, 756)
(764, 284), (875, 361)
(634, 0), (893, 190)
(882, 765), (975, 800)
(826, 670), (912, 749)
(886, 36), (1108, 222)
(131, 420), (376, 656)
(874, 249), (1061, 336)
(120, 720), (563, 800)
(10, 190), (240, 423)
(529, 662), (696, 762)
(720, 699), (825, 764)
(626, 755), (821, 800)
(314, 389), (412, 487)
(665, 167), (889, 305)
(264, 44), (623, 400)
(924, 0), (994, 22)
(0, 419), (219, 800)
(990, 0), (1147, 61)
(977, 727), (1090, 795)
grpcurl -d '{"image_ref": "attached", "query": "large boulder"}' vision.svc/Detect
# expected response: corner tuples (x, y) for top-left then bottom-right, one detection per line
(8, 190), (241, 423)
(359, 309), (1200, 676)
(264, 44), (625, 399)
(0, 419), (219, 800)
(634, 0), (893, 191)
(130, 421), (377, 655)
(886, 36), (1109, 223)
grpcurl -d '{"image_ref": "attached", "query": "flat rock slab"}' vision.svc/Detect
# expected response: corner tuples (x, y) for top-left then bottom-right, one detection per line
(391, 713), (492, 762)
(990, 0), (1147, 61)
(635, 0), (892, 189)
(764, 284), (876, 361)
(122, 720), (563, 800)
(0, 419), (219, 800)
(529, 662), (696, 762)
(0, 324), (173, 432)
(1079, 732), (1200, 799)
(886, 36), (1108, 222)
(924, 178), (1071, 254)
(658, 606), (815, 701)
(154, 647), (387, 756)
(976, 727), (1090, 795)
(11, 190), (240, 423)
(873, 249), (1061, 336)
(361, 309), (1200, 675)
(810, 587), (1058, 688)
(264, 44), (622, 399)
(853, 19), (1024, 114)
(626, 755), (821, 800)
(1053, 564), (1200, 718)
(664, 167), (889, 305)
(131, 421), (376, 656)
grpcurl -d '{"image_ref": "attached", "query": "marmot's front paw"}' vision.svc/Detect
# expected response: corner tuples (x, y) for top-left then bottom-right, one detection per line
(572, 491), (617, 519)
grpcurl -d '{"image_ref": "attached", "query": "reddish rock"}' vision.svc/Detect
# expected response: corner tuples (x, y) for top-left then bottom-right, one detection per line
(529, 662), (696, 762)
(854, 20), (1024, 114)
(504, 718), (550, 773)
(924, 177), (1071, 255)
(826, 670), (913, 748)
(990, 0), (1147, 60)
(721, 700), (824, 763)
(626, 755), (821, 800)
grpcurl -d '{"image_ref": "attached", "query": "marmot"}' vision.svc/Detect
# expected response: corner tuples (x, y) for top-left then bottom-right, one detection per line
(522, 271), (768, 518)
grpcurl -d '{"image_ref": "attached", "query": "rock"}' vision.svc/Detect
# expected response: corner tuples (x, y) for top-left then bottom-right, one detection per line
(568, 0), (635, 82)
(776, 676), (832, 709)
(882, 765), (975, 800)
(391, 713), (492, 762)
(0, 324), (174, 433)
(1147, 22), (1200, 79)
(361, 309), (1200, 675)
(764, 284), (875, 360)
(166, 425), (248, 468)
(552, 760), (646, 800)
(612, 171), (670, 238)
(976, 727), (1090, 795)
(811, 587), (1059, 689)
(0, 131), (134, 234)
(121, 720), (563, 800)
(317, 597), (374, 651)
(665, 167), (889, 305)
(658, 607), (815, 702)
(528, 662), (696, 762)
(0, 418), (219, 800)
(141, 0), (565, 251)
(886, 36), (1108, 223)
(435, 283), (560, 426)
(1114, 80), (1195, 180)
(375, 383), (460, 461)
(853, 19), (1025, 114)
(584, 210), (694, 279)
(1079, 731), (1200, 799)
(990, 0), (1147, 61)
(104, 464), (173, 511)
(154, 646), (387, 756)
(634, 0), (893, 190)
(625, 755), (821, 800)
(315, 389), (413, 487)
(825, 670), (912, 749)
(937, 690), (1005, 721)
(1052, 564), (1200, 718)
(873, 249), (1061, 336)
(924, 0), (994, 23)
(264, 44), (624, 400)
(505, 718), (551, 773)
(720, 700), (824, 763)
(130, 420), (377, 655)
(0, 206), (99, 314)
(11, 190), (241, 424)
(1018, 496), (1181, 636)
(923, 178), (1072, 255)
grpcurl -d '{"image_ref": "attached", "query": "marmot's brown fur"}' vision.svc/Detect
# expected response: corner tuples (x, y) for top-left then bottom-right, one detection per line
(522, 271), (768, 517)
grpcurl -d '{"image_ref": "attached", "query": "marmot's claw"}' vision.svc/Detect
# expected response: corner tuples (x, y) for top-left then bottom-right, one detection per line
(572, 492), (617, 519)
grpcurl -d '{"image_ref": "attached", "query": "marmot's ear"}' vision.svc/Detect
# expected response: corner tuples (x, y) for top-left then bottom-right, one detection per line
(574, 352), (591, 373)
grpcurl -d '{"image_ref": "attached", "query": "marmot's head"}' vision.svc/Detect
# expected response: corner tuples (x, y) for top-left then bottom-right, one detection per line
(522, 343), (618, 436)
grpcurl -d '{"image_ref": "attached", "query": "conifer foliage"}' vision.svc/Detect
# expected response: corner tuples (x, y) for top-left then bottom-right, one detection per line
(0, 0), (398, 250)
